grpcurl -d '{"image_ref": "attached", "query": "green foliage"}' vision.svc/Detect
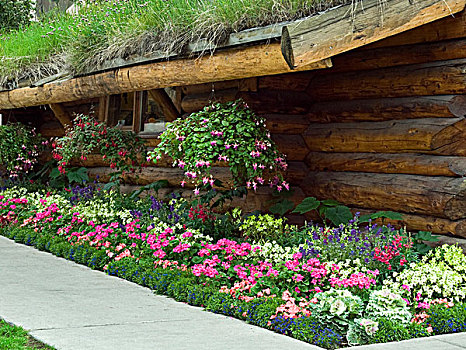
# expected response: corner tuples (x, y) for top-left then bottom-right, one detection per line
(359, 211), (403, 223)
(365, 289), (412, 324)
(52, 114), (146, 180)
(0, 319), (55, 350)
(0, 0), (32, 33)
(369, 318), (429, 344)
(428, 302), (466, 335)
(150, 100), (287, 192)
(411, 231), (439, 255)
(292, 196), (353, 226)
(239, 214), (291, 242)
(0, 123), (42, 178)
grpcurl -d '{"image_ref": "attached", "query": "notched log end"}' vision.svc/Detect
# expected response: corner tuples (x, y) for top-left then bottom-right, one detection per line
(281, 26), (295, 70)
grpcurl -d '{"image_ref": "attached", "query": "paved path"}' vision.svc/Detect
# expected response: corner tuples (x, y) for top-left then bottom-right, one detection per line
(1, 236), (466, 350)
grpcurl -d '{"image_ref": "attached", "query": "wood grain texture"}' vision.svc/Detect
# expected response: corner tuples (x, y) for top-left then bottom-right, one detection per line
(303, 117), (466, 155)
(0, 44), (331, 110)
(306, 95), (465, 123)
(300, 171), (466, 220)
(148, 89), (180, 122)
(308, 59), (466, 101)
(48, 103), (72, 127)
(306, 152), (466, 176)
(283, 0), (466, 68)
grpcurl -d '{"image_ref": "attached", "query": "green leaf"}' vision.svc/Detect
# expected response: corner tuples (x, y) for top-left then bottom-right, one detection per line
(269, 199), (294, 216)
(292, 197), (320, 214)
(50, 167), (61, 179)
(415, 231), (439, 242)
(358, 211), (403, 223)
(323, 205), (353, 225)
(67, 167), (89, 184)
(103, 181), (119, 191)
(321, 199), (341, 207)
(192, 256), (204, 264)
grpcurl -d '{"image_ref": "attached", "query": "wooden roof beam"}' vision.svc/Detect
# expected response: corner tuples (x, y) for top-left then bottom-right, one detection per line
(148, 89), (180, 122)
(0, 43), (332, 110)
(281, 0), (466, 69)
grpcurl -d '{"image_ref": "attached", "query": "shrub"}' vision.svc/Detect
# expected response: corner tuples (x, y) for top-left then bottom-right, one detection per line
(0, 0), (32, 33)
(239, 214), (291, 242)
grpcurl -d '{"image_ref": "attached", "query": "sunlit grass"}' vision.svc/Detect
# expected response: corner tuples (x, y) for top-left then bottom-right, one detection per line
(0, 319), (55, 349)
(0, 0), (345, 85)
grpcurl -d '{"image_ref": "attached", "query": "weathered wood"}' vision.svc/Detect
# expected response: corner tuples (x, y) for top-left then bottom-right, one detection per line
(353, 208), (466, 238)
(306, 152), (466, 177)
(368, 9), (466, 49)
(0, 43), (331, 110)
(306, 96), (466, 123)
(148, 89), (180, 122)
(271, 134), (309, 161)
(282, 0), (466, 68)
(98, 96), (109, 122)
(308, 59), (466, 101)
(181, 89), (238, 114)
(300, 171), (466, 220)
(286, 161), (309, 185)
(181, 80), (240, 95)
(132, 91), (144, 133)
(303, 117), (466, 155)
(239, 90), (311, 115)
(48, 103), (72, 128)
(265, 114), (310, 134)
(331, 38), (466, 73)
(39, 121), (64, 138)
(258, 72), (313, 91)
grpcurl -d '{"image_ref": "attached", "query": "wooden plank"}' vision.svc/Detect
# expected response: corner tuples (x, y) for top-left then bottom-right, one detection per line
(282, 0), (466, 68)
(181, 89), (238, 114)
(265, 114), (310, 134)
(271, 134), (309, 161)
(0, 43), (331, 110)
(306, 96), (465, 123)
(48, 103), (72, 128)
(132, 91), (144, 133)
(308, 59), (466, 101)
(367, 9), (466, 49)
(303, 117), (466, 155)
(306, 152), (466, 177)
(300, 171), (466, 220)
(331, 38), (466, 73)
(98, 96), (109, 123)
(148, 89), (180, 122)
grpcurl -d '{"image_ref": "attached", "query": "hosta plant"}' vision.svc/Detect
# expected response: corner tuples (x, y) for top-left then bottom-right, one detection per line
(148, 100), (288, 193)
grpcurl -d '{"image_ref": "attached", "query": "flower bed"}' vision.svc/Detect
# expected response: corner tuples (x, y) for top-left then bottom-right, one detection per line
(1, 185), (465, 349)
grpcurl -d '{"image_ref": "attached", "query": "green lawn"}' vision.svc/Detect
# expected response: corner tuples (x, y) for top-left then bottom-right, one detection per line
(0, 320), (54, 350)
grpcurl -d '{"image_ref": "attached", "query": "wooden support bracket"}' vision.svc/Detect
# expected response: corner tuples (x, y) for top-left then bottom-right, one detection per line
(48, 103), (72, 128)
(148, 89), (180, 122)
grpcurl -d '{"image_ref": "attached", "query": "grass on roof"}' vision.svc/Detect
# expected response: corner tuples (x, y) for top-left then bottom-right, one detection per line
(0, 0), (347, 88)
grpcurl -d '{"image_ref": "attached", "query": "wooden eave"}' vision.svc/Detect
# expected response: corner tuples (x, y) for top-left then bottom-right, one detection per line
(0, 0), (464, 110)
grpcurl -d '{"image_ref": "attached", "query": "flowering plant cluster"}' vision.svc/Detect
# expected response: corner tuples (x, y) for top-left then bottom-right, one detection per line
(0, 123), (42, 178)
(52, 114), (146, 176)
(0, 185), (465, 348)
(149, 100), (288, 194)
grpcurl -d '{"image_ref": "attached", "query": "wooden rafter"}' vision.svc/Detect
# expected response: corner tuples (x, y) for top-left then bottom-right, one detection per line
(281, 0), (466, 68)
(48, 103), (72, 128)
(148, 89), (180, 122)
(0, 43), (331, 110)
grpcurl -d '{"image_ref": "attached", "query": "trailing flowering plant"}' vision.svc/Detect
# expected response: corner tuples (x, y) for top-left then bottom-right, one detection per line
(148, 100), (288, 193)
(52, 114), (146, 176)
(0, 123), (43, 178)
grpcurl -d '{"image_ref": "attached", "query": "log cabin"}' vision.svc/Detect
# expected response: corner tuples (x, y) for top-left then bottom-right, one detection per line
(2, 0), (466, 237)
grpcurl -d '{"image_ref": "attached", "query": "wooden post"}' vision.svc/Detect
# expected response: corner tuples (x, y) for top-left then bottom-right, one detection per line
(132, 91), (144, 133)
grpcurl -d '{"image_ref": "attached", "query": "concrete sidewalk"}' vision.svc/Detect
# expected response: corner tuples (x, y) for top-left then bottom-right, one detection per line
(1, 236), (466, 350)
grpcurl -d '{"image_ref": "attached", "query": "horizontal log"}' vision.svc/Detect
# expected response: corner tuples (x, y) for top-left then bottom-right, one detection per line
(282, 0), (466, 68)
(353, 208), (466, 238)
(286, 161), (309, 185)
(265, 114), (310, 134)
(301, 171), (466, 220)
(303, 117), (466, 155)
(271, 134), (309, 161)
(39, 121), (64, 138)
(181, 79), (254, 95)
(306, 95), (466, 123)
(258, 72), (313, 91)
(368, 9), (466, 49)
(306, 152), (466, 176)
(239, 90), (311, 115)
(88, 166), (233, 188)
(331, 38), (466, 73)
(181, 89), (238, 114)
(308, 59), (466, 101)
(0, 43), (331, 110)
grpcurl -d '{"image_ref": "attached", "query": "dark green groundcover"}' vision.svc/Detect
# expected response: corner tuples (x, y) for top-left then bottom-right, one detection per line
(2, 226), (466, 349)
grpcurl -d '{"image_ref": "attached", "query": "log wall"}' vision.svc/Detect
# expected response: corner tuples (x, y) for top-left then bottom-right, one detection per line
(4, 11), (466, 237)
